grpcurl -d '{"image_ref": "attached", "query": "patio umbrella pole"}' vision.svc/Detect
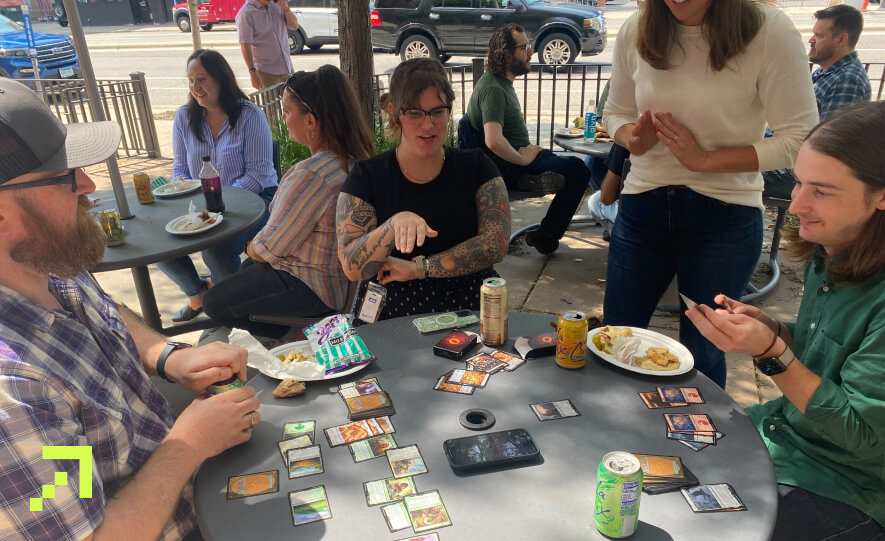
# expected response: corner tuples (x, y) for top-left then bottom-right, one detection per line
(62, 0), (133, 219)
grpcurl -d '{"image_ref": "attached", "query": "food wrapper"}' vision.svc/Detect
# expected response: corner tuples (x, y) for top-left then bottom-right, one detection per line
(612, 336), (641, 365)
(302, 314), (375, 374)
(229, 328), (325, 379)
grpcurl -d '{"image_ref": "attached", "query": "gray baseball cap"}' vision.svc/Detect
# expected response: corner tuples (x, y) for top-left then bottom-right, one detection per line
(0, 78), (121, 186)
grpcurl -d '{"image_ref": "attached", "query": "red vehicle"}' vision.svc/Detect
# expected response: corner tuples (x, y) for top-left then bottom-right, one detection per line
(172, 0), (244, 33)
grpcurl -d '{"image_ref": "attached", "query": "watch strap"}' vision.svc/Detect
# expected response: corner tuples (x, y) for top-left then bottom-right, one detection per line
(755, 345), (795, 377)
(156, 342), (190, 382)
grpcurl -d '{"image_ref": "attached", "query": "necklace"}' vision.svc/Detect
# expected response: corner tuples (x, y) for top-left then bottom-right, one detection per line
(396, 146), (445, 183)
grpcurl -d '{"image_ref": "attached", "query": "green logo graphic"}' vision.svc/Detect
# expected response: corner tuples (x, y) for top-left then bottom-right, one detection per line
(30, 446), (92, 512)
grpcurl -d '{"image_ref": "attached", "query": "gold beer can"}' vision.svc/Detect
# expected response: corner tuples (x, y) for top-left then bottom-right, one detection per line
(556, 311), (589, 369)
(98, 209), (125, 246)
(479, 277), (508, 346)
(132, 171), (154, 204)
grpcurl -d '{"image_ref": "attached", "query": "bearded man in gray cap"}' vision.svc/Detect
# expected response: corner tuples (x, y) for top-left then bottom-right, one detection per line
(0, 79), (260, 541)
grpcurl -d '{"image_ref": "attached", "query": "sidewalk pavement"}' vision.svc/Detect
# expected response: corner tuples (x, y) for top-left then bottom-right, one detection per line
(84, 156), (796, 411)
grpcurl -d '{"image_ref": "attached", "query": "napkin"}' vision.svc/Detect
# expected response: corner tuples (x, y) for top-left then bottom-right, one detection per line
(229, 328), (325, 380)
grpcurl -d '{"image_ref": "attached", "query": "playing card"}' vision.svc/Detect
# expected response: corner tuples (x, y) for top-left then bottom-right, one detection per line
(286, 445), (324, 479)
(289, 485), (332, 526)
(324, 417), (395, 447)
(657, 387), (705, 404)
(404, 490), (452, 533)
(676, 440), (710, 452)
(227, 470), (279, 500)
(639, 391), (687, 409)
(345, 391), (395, 420)
(530, 399), (581, 421)
(679, 293), (698, 309)
(632, 454), (684, 480)
(387, 444), (428, 478)
(464, 353), (507, 374)
(446, 368), (490, 388)
(484, 348), (527, 371)
(395, 535), (440, 541)
(363, 476), (417, 506)
(338, 377), (382, 399)
(433, 374), (475, 395)
(382, 501), (411, 532)
(664, 413), (717, 434)
(283, 420), (315, 442)
(349, 434), (398, 463)
(682, 484), (747, 513)
(278, 436), (313, 465)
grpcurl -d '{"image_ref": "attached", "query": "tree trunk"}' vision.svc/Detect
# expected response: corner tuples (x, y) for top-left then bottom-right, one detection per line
(188, 0), (202, 51)
(338, 0), (375, 129)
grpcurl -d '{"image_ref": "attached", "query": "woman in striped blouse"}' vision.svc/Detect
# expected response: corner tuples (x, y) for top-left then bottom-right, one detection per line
(158, 49), (279, 324)
(202, 66), (374, 338)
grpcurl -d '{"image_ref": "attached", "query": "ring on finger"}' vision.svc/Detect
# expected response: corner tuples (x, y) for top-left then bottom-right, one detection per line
(674, 135), (679, 143)
(248, 412), (256, 429)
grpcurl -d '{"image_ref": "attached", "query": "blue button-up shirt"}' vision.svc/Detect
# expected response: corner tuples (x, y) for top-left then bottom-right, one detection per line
(812, 51), (871, 121)
(0, 274), (195, 541)
(173, 99), (278, 194)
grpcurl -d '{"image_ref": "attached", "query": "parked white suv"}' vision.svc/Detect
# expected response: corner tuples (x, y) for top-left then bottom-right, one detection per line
(288, 0), (340, 53)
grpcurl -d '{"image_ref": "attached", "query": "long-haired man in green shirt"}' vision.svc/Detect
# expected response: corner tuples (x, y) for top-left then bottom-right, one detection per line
(686, 101), (885, 540)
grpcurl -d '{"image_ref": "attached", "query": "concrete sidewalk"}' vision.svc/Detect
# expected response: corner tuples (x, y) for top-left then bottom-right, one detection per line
(84, 156), (795, 410)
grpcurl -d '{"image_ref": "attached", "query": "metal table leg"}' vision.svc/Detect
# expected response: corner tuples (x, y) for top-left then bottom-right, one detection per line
(130, 265), (162, 331)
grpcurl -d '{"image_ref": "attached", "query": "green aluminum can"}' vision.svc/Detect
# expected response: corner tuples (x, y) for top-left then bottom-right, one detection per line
(594, 451), (643, 538)
(206, 375), (244, 396)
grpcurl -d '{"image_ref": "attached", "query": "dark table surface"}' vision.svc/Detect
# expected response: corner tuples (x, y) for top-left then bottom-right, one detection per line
(194, 313), (777, 541)
(554, 135), (614, 158)
(91, 186), (266, 272)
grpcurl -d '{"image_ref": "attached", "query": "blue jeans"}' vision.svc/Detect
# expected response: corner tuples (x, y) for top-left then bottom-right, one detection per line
(499, 149), (589, 239)
(602, 186), (762, 387)
(773, 485), (884, 541)
(155, 186), (276, 297)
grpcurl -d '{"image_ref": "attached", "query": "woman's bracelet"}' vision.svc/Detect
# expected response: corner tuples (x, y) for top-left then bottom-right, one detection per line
(752, 331), (779, 359)
(774, 320), (783, 338)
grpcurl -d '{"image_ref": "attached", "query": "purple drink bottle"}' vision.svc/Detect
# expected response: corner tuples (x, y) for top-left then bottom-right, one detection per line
(199, 156), (225, 213)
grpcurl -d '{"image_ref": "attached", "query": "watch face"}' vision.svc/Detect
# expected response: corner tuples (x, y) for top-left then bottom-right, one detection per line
(756, 357), (786, 377)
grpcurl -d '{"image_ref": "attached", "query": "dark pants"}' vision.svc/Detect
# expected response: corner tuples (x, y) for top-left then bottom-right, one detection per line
(773, 485), (884, 541)
(499, 149), (589, 239)
(602, 186), (762, 388)
(202, 259), (331, 339)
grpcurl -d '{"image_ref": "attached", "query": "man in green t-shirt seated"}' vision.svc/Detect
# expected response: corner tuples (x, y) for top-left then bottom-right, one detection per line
(686, 101), (885, 540)
(466, 24), (589, 255)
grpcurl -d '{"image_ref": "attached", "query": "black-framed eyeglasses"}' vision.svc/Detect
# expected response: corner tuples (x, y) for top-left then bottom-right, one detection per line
(400, 106), (452, 123)
(0, 170), (77, 193)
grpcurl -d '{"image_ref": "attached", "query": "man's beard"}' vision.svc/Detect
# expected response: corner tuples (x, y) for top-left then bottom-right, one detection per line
(10, 194), (106, 278)
(509, 56), (530, 77)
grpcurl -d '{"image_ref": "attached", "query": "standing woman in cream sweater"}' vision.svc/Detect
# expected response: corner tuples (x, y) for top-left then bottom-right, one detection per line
(603, 0), (818, 388)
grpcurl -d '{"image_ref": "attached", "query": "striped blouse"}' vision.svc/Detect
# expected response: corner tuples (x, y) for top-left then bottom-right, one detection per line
(172, 99), (278, 194)
(250, 150), (348, 309)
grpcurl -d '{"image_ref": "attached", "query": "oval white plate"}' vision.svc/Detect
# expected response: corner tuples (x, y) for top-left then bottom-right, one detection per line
(265, 341), (371, 382)
(588, 326), (694, 376)
(153, 180), (202, 198)
(165, 213), (223, 236)
(557, 128), (585, 138)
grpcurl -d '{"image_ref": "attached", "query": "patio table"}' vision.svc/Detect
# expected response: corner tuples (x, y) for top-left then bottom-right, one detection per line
(193, 312), (777, 541)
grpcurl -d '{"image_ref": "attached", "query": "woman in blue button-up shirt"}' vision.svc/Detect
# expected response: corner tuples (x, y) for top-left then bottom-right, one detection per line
(158, 49), (278, 323)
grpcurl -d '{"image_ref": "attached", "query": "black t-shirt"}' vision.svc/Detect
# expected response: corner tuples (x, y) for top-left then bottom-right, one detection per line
(341, 147), (500, 259)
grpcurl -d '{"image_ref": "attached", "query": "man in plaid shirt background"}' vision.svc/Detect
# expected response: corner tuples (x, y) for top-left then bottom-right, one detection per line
(809, 4), (871, 120)
(0, 78), (261, 541)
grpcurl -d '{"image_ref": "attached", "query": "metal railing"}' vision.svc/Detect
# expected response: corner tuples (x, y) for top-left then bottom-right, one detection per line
(35, 72), (161, 158)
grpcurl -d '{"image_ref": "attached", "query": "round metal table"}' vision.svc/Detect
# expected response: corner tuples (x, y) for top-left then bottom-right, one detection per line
(554, 135), (614, 158)
(90, 186), (266, 334)
(193, 313), (777, 541)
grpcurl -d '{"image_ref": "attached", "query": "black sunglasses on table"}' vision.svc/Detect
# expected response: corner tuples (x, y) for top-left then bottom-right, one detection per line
(0, 170), (77, 192)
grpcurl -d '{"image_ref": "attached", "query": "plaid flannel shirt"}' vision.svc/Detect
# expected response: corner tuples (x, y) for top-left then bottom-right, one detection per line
(0, 274), (196, 541)
(812, 51), (871, 121)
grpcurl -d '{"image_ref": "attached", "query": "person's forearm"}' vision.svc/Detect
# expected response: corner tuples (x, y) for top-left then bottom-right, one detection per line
(613, 124), (634, 153)
(768, 353), (821, 414)
(87, 439), (202, 541)
(240, 43), (255, 70)
(697, 145), (759, 174)
(283, 4), (298, 30)
(119, 305), (170, 377)
(426, 231), (506, 278)
(486, 134), (525, 165)
(340, 220), (396, 280)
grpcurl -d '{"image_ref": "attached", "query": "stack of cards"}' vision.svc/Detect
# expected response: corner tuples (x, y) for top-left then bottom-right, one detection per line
(278, 421), (315, 466)
(433, 348), (527, 395)
(531, 399), (581, 421)
(639, 386), (705, 409)
(324, 416), (396, 447)
(632, 453), (699, 494)
(380, 490), (452, 535)
(338, 377), (396, 420)
(664, 413), (726, 451)
(681, 484), (746, 513)
(513, 332), (557, 359)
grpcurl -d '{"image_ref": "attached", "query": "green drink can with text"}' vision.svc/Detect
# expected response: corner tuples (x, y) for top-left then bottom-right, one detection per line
(594, 451), (643, 538)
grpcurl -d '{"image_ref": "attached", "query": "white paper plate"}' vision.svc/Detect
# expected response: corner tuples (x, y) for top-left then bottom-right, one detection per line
(153, 180), (202, 198)
(265, 341), (372, 382)
(557, 128), (585, 138)
(588, 326), (694, 376)
(165, 213), (223, 236)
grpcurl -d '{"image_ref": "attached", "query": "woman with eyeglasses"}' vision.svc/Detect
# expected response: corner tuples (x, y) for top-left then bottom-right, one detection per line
(336, 58), (511, 321)
(158, 49), (278, 324)
(202, 66), (374, 338)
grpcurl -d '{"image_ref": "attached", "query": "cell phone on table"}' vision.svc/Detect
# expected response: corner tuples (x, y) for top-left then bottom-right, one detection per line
(412, 310), (480, 334)
(443, 428), (540, 471)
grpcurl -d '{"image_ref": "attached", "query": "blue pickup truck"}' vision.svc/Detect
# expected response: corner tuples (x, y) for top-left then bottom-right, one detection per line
(0, 13), (81, 80)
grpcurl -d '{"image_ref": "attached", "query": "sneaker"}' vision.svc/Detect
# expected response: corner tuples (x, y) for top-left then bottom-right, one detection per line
(525, 230), (560, 255)
(172, 304), (203, 324)
(517, 171), (565, 196)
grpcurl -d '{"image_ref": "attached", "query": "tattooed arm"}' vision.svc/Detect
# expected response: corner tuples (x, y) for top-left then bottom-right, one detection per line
(336, 192), (388, 281)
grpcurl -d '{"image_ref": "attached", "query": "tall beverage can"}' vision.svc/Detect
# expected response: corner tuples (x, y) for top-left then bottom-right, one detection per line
(555, 310), (588, 369)
(206, 375), (244, 396)
(132, 171), (154, 204)
(98, 209), (125, 246)
(479, 277), (508, 346)
(584, 104), (597, 141)
(594, 451), (643, 538)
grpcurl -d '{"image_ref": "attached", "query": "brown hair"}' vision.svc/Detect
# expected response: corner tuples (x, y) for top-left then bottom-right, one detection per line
(814, 4), (864, 49)
(185, 49), (247, 143)
(637, 0), (763, 72)
(784, 101), (885, 284)
(285, 65), (375, 170)
(379, 58), (455, 141)
(486, 23), (525, 77)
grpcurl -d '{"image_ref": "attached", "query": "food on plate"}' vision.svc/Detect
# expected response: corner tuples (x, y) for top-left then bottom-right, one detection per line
(278, 349), (312, 364)
(634, 346), (680, 371)
(592, 326), (633, 353)
(568, 128), (582, 135)
(273, 378), (306, 398)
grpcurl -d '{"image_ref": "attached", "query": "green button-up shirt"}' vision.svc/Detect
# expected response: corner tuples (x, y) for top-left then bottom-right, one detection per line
(747, 257), (885, 526)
